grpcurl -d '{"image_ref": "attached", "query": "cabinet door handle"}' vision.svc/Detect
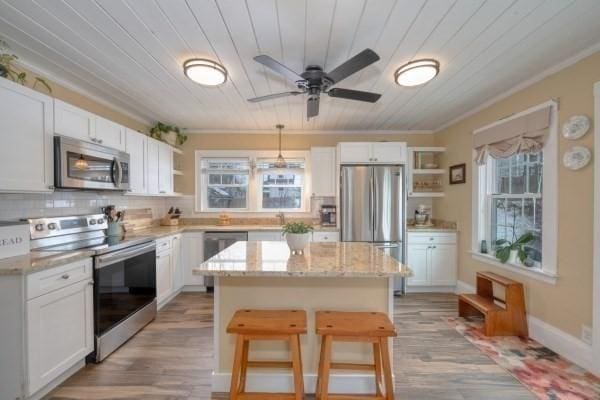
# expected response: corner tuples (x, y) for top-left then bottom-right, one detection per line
(98, 139), (103, 144)
(61, 274), (70, 280)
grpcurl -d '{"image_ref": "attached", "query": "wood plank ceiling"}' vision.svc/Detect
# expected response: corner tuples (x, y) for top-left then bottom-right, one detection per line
(1, 0), (600, 133)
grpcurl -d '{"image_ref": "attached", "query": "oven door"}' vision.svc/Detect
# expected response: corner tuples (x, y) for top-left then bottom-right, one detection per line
(55, 135), (130, 191)
(94, 242), (156, 337)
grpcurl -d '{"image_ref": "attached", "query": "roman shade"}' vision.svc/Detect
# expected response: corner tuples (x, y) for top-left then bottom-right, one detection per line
(473, 105), (552, 165)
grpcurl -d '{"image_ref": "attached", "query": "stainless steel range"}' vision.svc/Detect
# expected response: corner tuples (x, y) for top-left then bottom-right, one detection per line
(27, 214), (157, 362)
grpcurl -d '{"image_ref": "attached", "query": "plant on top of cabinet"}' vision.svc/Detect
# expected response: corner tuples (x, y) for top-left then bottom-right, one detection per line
(0, 39), (51, 93)
(150, 121), (188, 146)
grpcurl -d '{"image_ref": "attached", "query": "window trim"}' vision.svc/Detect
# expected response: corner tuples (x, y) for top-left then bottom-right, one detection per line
(195, 150), (311, 213)
(471, 100), (558, 283)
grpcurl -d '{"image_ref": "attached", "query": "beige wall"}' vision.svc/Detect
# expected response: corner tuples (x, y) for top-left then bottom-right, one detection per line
(433, 52), (600, 338)
(13, 65), (148, 132)
(179, 133), (435, 194)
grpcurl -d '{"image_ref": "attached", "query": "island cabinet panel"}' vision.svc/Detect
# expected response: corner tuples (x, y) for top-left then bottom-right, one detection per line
(26, 272), (93, 395)
(310, 147), (336, 197)
(0, 78), (53, 193)
(406, 232), (457, 289)
(248, 231), (284, 241)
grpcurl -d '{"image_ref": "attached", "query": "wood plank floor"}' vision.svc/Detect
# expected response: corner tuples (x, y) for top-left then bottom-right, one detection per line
(46, 292), (533, 400)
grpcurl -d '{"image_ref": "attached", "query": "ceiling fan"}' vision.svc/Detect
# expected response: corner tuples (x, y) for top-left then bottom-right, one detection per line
(248, 49), (382, 119)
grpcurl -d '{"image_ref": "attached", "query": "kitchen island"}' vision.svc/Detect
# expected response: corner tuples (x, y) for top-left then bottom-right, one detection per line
(193, 241), (411, 395)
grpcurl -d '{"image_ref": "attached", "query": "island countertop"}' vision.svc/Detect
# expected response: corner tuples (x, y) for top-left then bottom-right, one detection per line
(193, 241), (411, 278)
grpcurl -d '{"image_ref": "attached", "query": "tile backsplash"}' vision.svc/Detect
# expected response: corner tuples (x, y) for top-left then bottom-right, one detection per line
(0, 192), (170, 221)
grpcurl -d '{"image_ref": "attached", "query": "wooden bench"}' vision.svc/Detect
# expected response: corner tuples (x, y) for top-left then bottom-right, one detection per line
(458, 271), (528, 338)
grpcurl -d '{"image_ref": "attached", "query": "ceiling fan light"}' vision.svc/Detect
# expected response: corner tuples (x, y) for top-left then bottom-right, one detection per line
(183, 58), (227, 86)
(394, 59), (439, 87)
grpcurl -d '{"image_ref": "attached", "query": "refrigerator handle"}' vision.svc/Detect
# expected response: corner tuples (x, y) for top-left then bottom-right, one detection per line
(370, 170), (374, 235)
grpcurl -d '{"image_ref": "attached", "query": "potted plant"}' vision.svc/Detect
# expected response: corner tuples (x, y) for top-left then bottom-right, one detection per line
(0, 39), (52, 93)
(282, 222), (313, 255)
(495, 232), (534, 265)
(150, 121), (188, 146)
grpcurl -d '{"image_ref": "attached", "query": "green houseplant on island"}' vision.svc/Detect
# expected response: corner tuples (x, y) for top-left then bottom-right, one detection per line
(282, 222), (313, 255)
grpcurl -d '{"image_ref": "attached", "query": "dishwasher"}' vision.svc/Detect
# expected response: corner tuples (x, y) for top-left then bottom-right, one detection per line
(203, 231), (248, 289)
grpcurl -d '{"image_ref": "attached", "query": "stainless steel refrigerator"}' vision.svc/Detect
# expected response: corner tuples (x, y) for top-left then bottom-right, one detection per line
(340, 165), (406, 294)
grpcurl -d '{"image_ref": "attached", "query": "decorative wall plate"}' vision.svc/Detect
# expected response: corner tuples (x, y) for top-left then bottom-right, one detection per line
(562, 115), (590, 140)
(563, 146), (591, 170)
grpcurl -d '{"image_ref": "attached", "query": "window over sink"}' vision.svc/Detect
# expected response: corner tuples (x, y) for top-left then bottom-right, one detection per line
(196, 151), (311, 213)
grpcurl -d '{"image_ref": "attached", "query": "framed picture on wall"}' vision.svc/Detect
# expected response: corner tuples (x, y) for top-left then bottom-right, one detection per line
(449, 163), (466, 184)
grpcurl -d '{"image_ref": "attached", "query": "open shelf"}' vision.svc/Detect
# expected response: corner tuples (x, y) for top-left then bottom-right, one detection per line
(408, 147), (446, 198)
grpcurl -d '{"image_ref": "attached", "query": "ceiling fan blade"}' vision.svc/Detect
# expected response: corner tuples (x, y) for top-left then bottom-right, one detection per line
(307, 96), (320, 119)
(328, 88), (381, 103)
(326, 49), (380, 84)
(247, 91), (304, 103)
(254, 55), (306, 85)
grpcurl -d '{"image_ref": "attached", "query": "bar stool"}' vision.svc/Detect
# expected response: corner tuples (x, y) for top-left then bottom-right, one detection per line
(227, 309), (307, 400)
(315, 311), (396, 400)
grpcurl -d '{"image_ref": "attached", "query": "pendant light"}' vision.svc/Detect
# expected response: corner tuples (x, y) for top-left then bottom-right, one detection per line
(274, 124), (287, 168)
(74, 155), (88, 170)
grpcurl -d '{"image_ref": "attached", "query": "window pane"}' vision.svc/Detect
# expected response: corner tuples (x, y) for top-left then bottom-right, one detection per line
(495, 159), (510, 193)
(208, 187), (247, 209)
(221, 174), (234, 185)
(262, 187), (302, 209)
(262, 173), (302, 186)
(510, 154), (526, 194)
(209, 174), (221, 184)
(234, 174), (248, 185)
(522, 198), (535, 232)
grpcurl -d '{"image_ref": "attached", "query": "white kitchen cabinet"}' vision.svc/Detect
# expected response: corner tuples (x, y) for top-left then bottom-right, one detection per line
(248, 231), (284, 241)
(54, 99), (95, 143)
(158, 142), (173, 195)
(406, 232), (457, 289)
(338, 142), (407, 164)
(26, 262), (93, 396)
(156, 250), (173, 306)
(147, 138), (160, 195)
(125, 129), (147, 195)
(95, 116), (125, 151)
(0, 78), (53, 192)
(311, 231), (339, 242)
(310, 147), (336, 197)
(406, 244), (429, 286)
(171, 234), (183, 292)
(182, 232), (205, 288)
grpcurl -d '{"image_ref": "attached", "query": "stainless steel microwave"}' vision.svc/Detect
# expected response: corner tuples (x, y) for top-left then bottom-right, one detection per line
(54, 135), (130, 191)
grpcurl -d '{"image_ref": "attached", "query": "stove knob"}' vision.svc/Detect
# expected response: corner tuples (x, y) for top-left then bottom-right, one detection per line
(47, 223), (57, 230)
(34, 223), (44, 231)
(97, 218), (105, 224)
(89, 220), (96, 225)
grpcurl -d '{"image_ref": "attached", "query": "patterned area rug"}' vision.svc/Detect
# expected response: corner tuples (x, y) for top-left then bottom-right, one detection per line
(446, 317), (600, 400)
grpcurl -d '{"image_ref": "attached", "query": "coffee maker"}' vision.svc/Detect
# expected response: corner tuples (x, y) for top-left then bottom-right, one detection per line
(319, 205), (337, 227)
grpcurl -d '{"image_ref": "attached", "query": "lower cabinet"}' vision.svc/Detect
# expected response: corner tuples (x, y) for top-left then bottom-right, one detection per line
(182, 231), (205, 287)
(156, 234), (185, 308)
(22, 259), (94, 397)
(406, 232), (457, 289)
(248, 231), (284, 241)
(156, 250), (173, 306)
(311, 231), (339, 242)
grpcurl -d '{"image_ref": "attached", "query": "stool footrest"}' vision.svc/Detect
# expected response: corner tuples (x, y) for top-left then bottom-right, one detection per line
(246, 360), (293, 369)
(327, 395), (386, 400)
(238, 393), (298, 400)
(330, 362), (375, 371)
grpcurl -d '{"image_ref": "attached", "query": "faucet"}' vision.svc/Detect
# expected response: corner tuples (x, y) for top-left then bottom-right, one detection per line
(276, 212), (285, 225)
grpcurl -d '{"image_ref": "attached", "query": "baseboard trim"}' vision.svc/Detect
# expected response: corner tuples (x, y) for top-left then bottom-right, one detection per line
(181, 285), (207, 293)
(453, 280), (593, 371)
(212, 372), (378, 394)
(406, 285), (457, 293)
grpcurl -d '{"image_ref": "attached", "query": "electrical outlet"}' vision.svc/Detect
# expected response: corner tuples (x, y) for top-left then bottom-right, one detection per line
(581, 325), (593, 345)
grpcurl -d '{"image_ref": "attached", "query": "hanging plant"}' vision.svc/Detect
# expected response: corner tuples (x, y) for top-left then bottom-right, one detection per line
(149, 121), (187, 146)
(0, 39), (52, 93)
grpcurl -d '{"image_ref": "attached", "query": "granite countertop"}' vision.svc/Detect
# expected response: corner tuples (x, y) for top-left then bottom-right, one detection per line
(0, 250), (94, 276)
(193, 241), (412, 278)
(133, 224), (339, 239)
(407, 225), (458, 233)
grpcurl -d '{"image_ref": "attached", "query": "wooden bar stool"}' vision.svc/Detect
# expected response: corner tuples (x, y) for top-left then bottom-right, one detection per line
(315, 311), (396, 400)
(227, 309), (307, 400)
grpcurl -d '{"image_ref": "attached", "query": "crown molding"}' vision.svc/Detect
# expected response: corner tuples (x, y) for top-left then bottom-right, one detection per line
(433, 40), (600, 134)
(185, 129), (433, 135)
(16, 59), (154, 128)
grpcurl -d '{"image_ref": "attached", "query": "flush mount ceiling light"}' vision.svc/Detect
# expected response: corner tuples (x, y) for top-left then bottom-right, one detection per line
(183, 58), (227, 86)
(394, 59), (439, 87)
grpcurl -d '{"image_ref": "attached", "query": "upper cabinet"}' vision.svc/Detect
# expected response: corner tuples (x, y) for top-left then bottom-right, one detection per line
(147, 138), (160, 195)
(338, 142), (406, 164)
(158, 142), (173, 195)
(310, 147), (336, 197)
(125, 129), (147, 195)
(54, 99), (125, 151)
(0, 79), (53, 193)
(95, 116), (125, 151)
